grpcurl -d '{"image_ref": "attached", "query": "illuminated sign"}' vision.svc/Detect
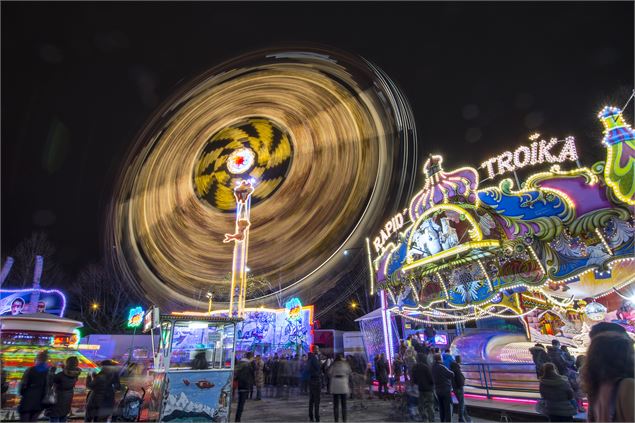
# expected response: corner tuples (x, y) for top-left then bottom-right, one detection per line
(143, 307), (160, 333)
(480, 134), (578, 180)
(0, 288), (66, 317)
(285, 297), (302, 321)
(127, 306), (144, 328)
(372, 209), (408, 254)
(78, 344), (101, 351)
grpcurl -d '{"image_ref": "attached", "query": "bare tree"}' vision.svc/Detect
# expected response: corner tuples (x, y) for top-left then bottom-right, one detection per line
(67, 261), (134, 333)
(3, 232), (65, 288)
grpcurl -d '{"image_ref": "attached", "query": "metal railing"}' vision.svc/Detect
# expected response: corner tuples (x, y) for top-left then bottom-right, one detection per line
(462, 362), (539, 399)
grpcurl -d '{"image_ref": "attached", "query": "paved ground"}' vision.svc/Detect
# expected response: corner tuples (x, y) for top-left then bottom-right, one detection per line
(230, 389), (502, 422)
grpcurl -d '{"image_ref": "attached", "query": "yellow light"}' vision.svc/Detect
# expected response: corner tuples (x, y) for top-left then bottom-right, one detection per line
(401, 240), (500, 272)
(350, 302), (357, 309)
(91, 303), (99, 311)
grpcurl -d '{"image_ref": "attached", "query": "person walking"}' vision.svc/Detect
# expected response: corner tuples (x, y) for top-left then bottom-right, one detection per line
(538, 362), (577, 422)
(47, 356), (81, 422)
(234, 352), (254, 422)
(412, 352), (435, 422)
(18, 350), (52, 422)
(307, 352), (322, 422)
(253, 355), (264, 401)
(328, 354), (352, 422)
(450, 355), (471, 422)
(85, 360), (121, 422)
(581, 331), (634, 422)
(375, 354), (389, 399)
(431, 353), (454, 422)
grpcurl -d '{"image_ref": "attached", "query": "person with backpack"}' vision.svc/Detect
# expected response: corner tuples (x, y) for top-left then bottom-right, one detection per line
(47, 356), (81, 422)
(18, 350), (53, 422)
(234, 352), (254, 422)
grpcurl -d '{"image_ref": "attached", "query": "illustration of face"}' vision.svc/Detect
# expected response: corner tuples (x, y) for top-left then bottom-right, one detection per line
(37, 301), (46, 313)
(11, 298), (24, 315)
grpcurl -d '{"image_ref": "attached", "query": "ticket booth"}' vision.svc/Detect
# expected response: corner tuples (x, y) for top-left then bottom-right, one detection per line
(144, 310), (240, 422)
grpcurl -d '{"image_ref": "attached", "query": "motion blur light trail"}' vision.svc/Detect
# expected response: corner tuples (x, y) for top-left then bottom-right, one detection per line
(107, 48), (418, 310)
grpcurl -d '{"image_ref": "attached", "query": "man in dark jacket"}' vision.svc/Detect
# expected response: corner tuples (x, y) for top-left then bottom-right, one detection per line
(450, 356), (471, 422)
(547, 340), (568, 375)
(307, 352), (322, 422)
(431, 353), (454, 422)
(234, 352), (254, 422)
(18, 350), (52, 422)
(412, 353), (435, 422)
(374, 354), (389, 399)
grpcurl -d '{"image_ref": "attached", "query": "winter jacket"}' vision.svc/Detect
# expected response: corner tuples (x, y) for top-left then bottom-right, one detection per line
(328, 360), (352, 395)
(442, 353), (454, 369)
(529, 346), (551, 376)
(86, 367), (121, 419)
(48, 368), (81, 418)
(449, 361), (465, 389)
(546, 346), (568, 375)
(539, 374), (577, 417)
(412, 362), (434, 392)
(234, 359), (254, 391)
(431, 362), (454, 394)
(308, 355), (322, 384)
(18, 364), (52, 413)
(374, 358), (388, 383)
(253, 359), (264, 387)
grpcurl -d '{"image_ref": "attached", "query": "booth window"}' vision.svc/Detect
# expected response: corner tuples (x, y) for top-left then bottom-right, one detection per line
(169, 321), (235, 370)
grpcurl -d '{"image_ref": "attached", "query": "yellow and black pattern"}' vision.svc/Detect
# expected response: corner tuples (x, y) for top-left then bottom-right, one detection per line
(193, 118), (293, 211)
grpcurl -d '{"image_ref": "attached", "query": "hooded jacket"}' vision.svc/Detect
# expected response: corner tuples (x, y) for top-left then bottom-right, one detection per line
(48, 368), (81, 418)
(328, 360), (352, 395)
(431, 362), (454, 394)
(539, 374), (577, 417)
(529, 346), (551, 376)
(18, 363), (51, 413)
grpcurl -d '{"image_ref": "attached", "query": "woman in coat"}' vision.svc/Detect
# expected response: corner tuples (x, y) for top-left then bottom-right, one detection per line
(85, 360), (121, 422)
(328, 354), (352, 422)
(47, 356), (81, 422)
(539, 362), (577, 422)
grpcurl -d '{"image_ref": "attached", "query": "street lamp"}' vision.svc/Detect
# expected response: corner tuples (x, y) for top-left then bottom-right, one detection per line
(91, 302), (99, 311)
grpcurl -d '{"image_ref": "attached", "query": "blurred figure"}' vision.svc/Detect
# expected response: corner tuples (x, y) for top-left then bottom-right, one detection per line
(328, 354), (352, 422)
(1, 359), (8, 409)
(547, 340), (569, 376)
(234, 352), (253, 422)
(588, 321), (627, 339)
(86, 360), (121, 422)
(403, 346), (417, 382)
(18, 350), (52, 422)
(581, 332), (634, 422)
(538, 362), (577, 422)
(270, 354), (280, 397)
(47, 356), (81, 422)
(307, 352), (322, 422)
(450, 356), (470, 422)
(431, 353), (454, 422)
(393, 355), (404, 393)
(529, 344), (551, 377)
(277, 355), (291, 399)
(190, 350), (208, 370)
(374, 354), (389, 399)
(412, 352), (434, 423)
(300, 354), (309, 395)
(253, 355), (264, 401)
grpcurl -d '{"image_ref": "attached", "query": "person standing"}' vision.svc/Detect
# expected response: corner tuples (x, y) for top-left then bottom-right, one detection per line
(432, 353), (454, 422)
(529, 344), (551, 377)
(450, 355), (471, 422)
(85, 360), (121, 422)
(234, 352), (254, 422)
(538, 362), (577, 422)
(581, 332), (634, 422)
(271, 354), (280, 398)
(412, 352), (435, 422)
(547, 340), (569, 376)
(253, 355), (264, 401)
(47, 356), (81, 422)
(365, 362), (374, 400)
(375, 354), (389, 399)
(18, 350), (52, 422)
(328, 354), (352, 422)
(307, 352), (322, 422)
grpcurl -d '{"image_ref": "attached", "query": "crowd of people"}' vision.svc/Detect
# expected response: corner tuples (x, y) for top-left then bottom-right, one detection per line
(12, 350), (122, 422)
(531, 322), (634, 422)
(232, 335), (471, 423)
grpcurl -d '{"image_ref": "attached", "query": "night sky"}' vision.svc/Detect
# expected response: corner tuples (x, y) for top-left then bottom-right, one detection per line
(2, 2), (634, 283)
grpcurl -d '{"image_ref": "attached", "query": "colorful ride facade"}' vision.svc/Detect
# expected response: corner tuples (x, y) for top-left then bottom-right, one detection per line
(372, 106), (635, 365)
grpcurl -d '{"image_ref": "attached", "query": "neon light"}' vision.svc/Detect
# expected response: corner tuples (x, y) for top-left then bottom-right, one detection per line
(480, 136), (579, 180)
(401, 240), (500, 272)
(285, 297), (302, 321)
(372, 210), (408, 254)
(0, 288), (67, 317)
(379, 290), (392, 375)
(366, 237), (375, 295)
(127, 306), (144, 328)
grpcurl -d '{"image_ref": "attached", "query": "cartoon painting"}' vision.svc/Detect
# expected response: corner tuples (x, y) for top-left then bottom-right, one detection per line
(163, 370), (233, 422)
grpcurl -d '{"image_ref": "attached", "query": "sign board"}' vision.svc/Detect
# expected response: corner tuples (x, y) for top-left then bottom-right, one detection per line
(143, 307), (160, 333)
(0, 289), (66, 316)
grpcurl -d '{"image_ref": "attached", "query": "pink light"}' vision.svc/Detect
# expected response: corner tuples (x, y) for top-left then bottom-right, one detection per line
(464, 394), (488, 400)
(491, 396), (538, 404)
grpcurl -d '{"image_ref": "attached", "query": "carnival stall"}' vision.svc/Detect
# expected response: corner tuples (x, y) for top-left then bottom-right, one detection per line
(368, 105), (635, 398)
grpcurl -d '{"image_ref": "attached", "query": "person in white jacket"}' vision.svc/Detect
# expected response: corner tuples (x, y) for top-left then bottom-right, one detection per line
(328, 354), (352, 422)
